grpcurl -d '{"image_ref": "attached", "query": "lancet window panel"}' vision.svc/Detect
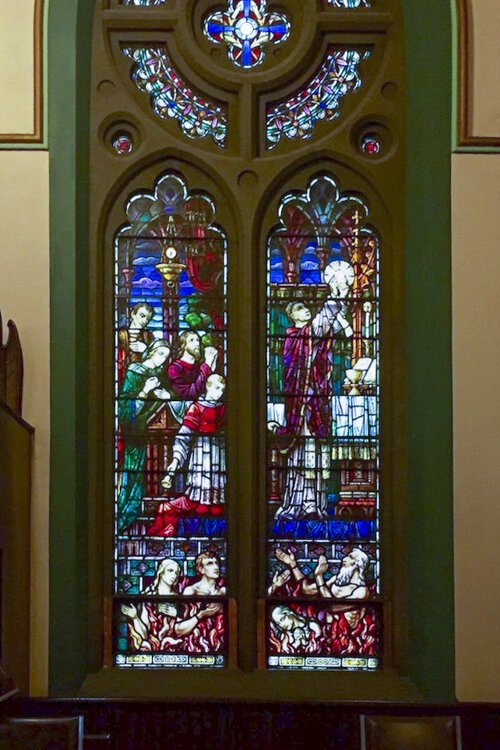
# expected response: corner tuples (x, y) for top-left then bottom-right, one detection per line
(114, 172), (230, 669)
(265, 173), (381, 672)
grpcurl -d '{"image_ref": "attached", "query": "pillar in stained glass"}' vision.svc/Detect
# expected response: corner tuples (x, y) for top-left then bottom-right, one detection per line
(265, 173), (381, 671)
(114, 172), (229, 668)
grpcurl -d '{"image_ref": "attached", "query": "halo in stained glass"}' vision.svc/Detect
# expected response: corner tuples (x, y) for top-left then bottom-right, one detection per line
(204, 0), (290, 69)
(266, 48), (370, 149)
(123, 47), (228, 147)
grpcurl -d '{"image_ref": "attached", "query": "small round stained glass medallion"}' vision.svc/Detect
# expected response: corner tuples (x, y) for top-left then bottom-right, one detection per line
(235, 17), (259, 41)
(360, 134), (381, 157)
(112, 133), (134, 155)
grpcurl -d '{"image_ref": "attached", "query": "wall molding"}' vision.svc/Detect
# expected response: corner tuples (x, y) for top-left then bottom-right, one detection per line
(456, 0), (500, 150)
(0, 0), (45, 146)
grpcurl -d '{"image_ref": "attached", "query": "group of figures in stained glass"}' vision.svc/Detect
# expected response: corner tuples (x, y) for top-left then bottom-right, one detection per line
(115, 173), (229, 668)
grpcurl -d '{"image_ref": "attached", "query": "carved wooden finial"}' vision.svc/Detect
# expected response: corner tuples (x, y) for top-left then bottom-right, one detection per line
(0, 309), (23, 416)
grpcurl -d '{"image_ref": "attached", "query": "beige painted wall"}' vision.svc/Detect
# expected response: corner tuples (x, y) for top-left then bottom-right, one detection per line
(452, 153), (500, 701)
(0, 151), (50, 696)
(470, 0), (500, 137)
(0, 0), (37, 136)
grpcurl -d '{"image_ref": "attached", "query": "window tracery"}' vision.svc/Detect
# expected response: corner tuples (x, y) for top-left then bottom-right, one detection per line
(91, 0), (402, 678)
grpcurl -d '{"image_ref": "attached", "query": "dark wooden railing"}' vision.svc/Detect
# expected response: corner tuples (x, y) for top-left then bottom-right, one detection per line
(3, 699), (500, 750)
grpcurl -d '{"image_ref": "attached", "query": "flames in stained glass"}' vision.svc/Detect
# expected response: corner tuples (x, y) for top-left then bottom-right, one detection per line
(204, 0), (290, 69)
(266, 48), (370, 149)
(114, 172), (229, 668)
(124, 48), (228, 147)
(265, 173), (381, 671)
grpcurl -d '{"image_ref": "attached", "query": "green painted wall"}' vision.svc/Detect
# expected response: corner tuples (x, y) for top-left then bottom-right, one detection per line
(48, 0), (454, 698)
(402, 0), (455, 701)
(48, 0), (92, 694)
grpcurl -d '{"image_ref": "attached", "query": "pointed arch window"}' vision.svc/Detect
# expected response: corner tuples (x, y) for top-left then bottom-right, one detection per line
(89, 0), (406, 684)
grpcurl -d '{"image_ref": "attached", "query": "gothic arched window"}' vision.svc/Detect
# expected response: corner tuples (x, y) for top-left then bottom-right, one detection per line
(89, 0), (405, 679)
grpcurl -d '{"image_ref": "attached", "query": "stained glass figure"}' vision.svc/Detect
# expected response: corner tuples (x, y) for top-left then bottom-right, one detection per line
(266, 48), (370, 149)
(114, 172), (229, 668)
(204, 0), (290, 69)
(327, 0), (370, 7)
(266, 173), (380, 671)
(267, 602), (381, 670)
(124, 48), (227, 147)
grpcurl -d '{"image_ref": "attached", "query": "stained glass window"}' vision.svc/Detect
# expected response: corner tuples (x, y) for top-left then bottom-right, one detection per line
(266, 49), (370, 149)
(265, 173), (381, 671)
(114, 172), (229, 669)
(204, 0), (290, 69)
(327, 0), (370, 7)
(124, 48), (228, 147)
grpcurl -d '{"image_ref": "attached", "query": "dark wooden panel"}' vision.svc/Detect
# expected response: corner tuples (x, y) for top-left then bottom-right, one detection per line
(4, 700), (500, 750)
(0, 403), (33, 694)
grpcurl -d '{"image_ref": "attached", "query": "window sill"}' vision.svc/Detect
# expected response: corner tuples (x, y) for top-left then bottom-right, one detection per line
(77, 668), (423, 703)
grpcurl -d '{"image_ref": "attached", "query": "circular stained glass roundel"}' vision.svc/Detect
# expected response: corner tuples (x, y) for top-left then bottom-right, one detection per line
(113, 133), (134, 155)
(360, 134), (381, 157)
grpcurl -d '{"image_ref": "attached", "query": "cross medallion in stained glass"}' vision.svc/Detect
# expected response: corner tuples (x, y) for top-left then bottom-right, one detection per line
(204, 0), (290, 69)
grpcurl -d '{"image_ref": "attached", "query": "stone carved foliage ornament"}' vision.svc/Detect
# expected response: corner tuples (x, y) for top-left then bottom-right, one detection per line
(203, 0), (291, 69)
